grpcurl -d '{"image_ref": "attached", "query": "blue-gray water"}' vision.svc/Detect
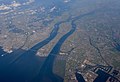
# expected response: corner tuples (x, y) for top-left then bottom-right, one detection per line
(0, 10), (98, 82)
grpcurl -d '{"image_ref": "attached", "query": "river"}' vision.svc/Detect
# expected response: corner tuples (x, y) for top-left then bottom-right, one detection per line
(0, 10), (98, 82)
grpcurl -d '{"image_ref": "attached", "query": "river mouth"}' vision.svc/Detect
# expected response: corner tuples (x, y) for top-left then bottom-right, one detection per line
(0, 9), (99, 82)
(0, 11), (77, 82)
(0, 0), (120, 82)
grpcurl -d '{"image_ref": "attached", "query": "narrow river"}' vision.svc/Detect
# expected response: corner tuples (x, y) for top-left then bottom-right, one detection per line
(0, 10), (98, 82)
(32, 20), (76, 82)
(32, 10), (98, 82)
